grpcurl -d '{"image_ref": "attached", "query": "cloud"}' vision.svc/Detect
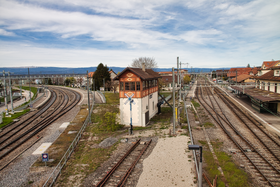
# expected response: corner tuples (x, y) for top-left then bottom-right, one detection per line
(0, 0), (279, 69)
(0, 29), (15, 36)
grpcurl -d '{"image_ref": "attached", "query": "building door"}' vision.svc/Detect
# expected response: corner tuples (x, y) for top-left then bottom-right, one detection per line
(275, 83), (277, 93)
(145, 111), (149, 125)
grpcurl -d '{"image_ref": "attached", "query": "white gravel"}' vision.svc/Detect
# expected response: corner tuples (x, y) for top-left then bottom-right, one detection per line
(136, 136), (196, 187)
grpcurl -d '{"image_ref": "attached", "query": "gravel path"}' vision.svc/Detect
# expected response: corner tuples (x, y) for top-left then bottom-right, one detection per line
(136, 136), (196, 187)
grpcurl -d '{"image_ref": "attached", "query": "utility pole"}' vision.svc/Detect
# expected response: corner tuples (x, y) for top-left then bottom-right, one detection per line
(20, 79), (22, 99)
(93, 79), (95, 103)
(28, 68), (32, 108)
(3, 71), (9, 115)
(172, 67), (176, 135)
(8, 72), (14, 114)
(87, 71), (91, 123)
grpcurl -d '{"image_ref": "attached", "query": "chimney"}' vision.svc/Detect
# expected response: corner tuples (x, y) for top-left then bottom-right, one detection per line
(142, 63), (146, 72)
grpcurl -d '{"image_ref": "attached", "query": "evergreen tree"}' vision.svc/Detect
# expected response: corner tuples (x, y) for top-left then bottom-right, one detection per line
(92, 63), (110, 90)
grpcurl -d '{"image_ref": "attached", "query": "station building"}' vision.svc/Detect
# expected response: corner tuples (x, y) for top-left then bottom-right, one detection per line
(114, 65), (160, 126)
(231, 61), (280, 116)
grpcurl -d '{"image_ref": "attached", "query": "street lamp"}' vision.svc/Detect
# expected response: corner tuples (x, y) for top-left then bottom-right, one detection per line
(188, 145), (202, 187)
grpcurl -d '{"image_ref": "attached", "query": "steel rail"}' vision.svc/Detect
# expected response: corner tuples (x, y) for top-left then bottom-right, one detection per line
(196, 84), (278, 187)
(95, 139), (141, 187)
(0, 89), (55, 142)
(214, 87), (280, 164)
(117, 139), (152, 187)
(0, 87), (81, 160)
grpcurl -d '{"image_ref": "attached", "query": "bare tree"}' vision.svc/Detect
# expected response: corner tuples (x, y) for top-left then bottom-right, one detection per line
(130, 57), (157, 69)
(76, 77), (84, 87)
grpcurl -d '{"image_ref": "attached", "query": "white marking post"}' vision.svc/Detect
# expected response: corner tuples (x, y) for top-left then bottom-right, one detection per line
(32, 143), (52, 155)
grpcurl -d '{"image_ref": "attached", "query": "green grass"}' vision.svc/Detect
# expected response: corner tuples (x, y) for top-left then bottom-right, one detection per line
(203, 141), (250, 187)
(204, 122), (215, 128)
(17, 86), (38, 100)
(159, 92), (172, 98)
(104, 92), (119, 104)
(191, 99), (200, 108)
(150, 107), (172, 123)
(0, 109), (30, 129)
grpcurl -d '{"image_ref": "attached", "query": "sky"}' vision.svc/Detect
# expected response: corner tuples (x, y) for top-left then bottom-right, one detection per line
(0, 0), (279, 69)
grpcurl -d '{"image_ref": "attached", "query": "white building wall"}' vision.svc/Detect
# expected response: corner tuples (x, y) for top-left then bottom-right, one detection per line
(120, 91), (158, 127)
(148, 92), (158, 119)
(120, 97), (142, 126)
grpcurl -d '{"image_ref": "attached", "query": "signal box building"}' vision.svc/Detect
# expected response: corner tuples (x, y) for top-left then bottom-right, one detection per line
(114, 65), (160, 126)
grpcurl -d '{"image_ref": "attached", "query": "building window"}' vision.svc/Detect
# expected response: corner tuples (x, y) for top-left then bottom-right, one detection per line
(120, 82), (124, 91)
(155, 80), (157, 86)
(125, 82), (129, 90)
(268, 82), (270, 91)
(136, 82), (140, 90)
(275, 83), (277, 93)
(130, 82), (135, 90)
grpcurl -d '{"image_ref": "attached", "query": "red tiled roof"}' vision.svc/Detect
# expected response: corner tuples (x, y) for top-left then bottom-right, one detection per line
(114, 67), (160, 80)
(227, 68), (252, 77)
(160, 76), (178, 83)
(262, 60), (280, 69)
(255, 70), (280, 81)
(231, 74), (253, 83)
(251, 67), (260, 75)
(88, 72), (94, 77)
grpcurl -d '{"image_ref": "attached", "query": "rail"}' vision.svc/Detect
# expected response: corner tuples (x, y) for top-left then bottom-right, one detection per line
(43, 91), (94, 187)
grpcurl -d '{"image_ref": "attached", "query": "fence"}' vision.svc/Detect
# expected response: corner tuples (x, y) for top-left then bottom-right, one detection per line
(43, 90), (94, 187)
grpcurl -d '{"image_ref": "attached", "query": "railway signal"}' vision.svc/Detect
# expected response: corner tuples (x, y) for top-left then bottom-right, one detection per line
(42, 153), (49, 167)
(124, 93), (135, 135)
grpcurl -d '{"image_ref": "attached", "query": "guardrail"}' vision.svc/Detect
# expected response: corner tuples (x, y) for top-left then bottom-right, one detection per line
(184, 93), (199, 181)
(43, 92), (95, 187)
(97, 91), (106, 103)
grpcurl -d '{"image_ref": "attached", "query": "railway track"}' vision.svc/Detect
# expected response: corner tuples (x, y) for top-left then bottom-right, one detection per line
(94, 139), (152, 187)
(195, 79), (280, 187)
(0, 87), (81, 171)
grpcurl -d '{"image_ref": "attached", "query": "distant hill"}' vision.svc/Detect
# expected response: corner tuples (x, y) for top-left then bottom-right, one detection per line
(0, 66), (230, 75)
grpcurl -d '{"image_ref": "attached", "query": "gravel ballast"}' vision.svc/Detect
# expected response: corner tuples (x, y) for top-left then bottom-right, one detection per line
(136, 135), (196, 187)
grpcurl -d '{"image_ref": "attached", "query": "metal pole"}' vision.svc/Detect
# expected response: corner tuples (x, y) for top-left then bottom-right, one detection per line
(3, 71), (9, 115)
(8, 72), (14, 114)
(87, 71), (91, 123)
(179, 61), (182, 102)
(199, 146), (203, 187)
(28, 68), (32, 108)
(172, 67), (175, 135)
(20, 79), (22, 99)
(130, 99), (133, 135)
(93, 79), (95, 103)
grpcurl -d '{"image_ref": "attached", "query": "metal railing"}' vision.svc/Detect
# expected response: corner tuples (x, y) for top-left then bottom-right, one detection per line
(184, 92), (199, 181)
(43, 91), (95, 187)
